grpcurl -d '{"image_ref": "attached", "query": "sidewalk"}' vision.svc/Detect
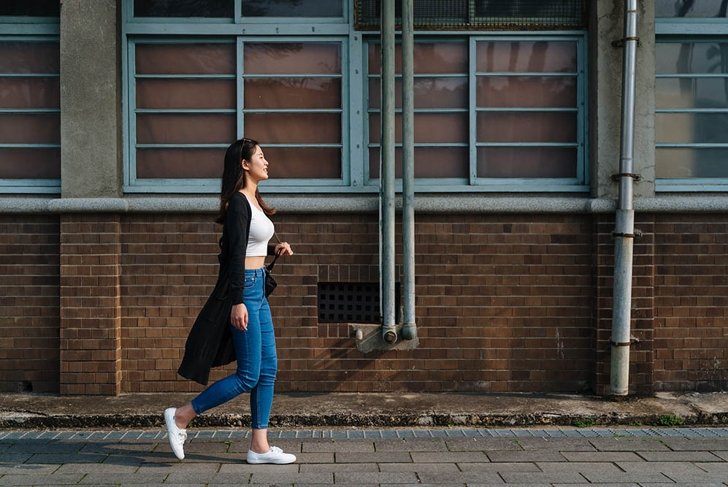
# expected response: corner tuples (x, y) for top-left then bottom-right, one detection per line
(1, 391), (727, 430)
(2, 427), (728, 485)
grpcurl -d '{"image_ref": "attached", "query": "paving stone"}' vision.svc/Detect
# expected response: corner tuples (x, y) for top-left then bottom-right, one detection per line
(179, 441), (230, 453)
(416, 472), (504, 484)
(411, 451), (488, 463)
(551, 484), (639, 487)
(581, 470), (672, 483)
(54, 462), (141, 474)
(651, 471), (728, 483)
(26, 453), (108, 465)
(299, 463), (379, 473)
(662, 438), (728, 451)
(499, 471), (588, 483)
(515, 438), (596, 452)
(302, 440), (375, 453)
(561, 450), (644, 462)
(80, 442), (158, 454)
(589, 438), (670, 451)
(378, 462), (460, 473)
(636, 484), (724, 487)
(694, 461), (728, 474)
(637, 450), (725, 462)
(7, 442), (84, 454)
(294, 452), (335, 463)
(78, 472), (168, 484)
(616, 461), (709, 476)
(458, 462), (540, 473)
(712, 450), (728, 461)
(0, 455), (32, 466)
(0, 464), (59, 475)
(374, 439), (448, 452)
(486, 450), (566, 462)
(335, 451), (411, 463)
(445, 437), (521, 452)
(249, 472), (333, 484)
(333, 471), (419, 484)
(0, 473), (84, 485)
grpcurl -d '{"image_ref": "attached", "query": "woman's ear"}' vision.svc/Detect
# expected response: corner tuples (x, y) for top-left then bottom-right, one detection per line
(241, 159), (249, 171)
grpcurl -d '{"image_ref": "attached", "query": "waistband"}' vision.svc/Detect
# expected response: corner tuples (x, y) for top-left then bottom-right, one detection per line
(244, 267), (266, 277)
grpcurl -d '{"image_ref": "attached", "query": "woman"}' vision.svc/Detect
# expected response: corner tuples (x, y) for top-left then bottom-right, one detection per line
(165, 138), (296, 464)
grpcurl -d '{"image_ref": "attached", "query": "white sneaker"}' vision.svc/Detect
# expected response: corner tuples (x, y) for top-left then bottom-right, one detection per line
(164, 407), (186, 460)
(246, 446), (296, 464)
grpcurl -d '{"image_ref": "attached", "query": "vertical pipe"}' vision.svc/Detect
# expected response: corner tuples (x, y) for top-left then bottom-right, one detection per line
(611, 0), (638, 396)
(381, 0), (397, 343)
(400, 0), (417, 340)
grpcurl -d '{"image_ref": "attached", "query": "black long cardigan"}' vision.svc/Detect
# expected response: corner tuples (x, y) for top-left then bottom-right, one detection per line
(177, 192), (255, 385)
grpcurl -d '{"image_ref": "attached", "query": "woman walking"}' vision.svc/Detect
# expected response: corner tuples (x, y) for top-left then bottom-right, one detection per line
(164, 137), (296, 464)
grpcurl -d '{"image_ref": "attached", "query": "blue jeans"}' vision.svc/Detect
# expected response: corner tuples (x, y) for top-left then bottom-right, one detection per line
(190, 267), (277, 429)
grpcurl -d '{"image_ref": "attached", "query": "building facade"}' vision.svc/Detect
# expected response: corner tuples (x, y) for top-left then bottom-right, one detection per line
(0, 0), (727, 396)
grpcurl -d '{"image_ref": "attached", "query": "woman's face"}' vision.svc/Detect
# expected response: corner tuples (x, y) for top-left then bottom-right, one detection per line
(243, 144), (269, 183)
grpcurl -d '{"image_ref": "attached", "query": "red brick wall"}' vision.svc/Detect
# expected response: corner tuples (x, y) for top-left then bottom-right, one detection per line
(2, 210), (725, 395)
(654, 214), (728, 392)
(59, 215), (122, 395)
(120, 213), (595, 394)
(0, 216), (60, 393)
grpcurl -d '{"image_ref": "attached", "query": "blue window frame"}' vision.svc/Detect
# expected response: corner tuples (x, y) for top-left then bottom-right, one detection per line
(656, 1), (728, 192)
(122, 0), (587, 193)
(0, 13), (59, 194)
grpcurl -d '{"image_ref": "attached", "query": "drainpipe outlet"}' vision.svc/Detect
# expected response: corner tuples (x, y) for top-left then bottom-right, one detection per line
(382, 326), (397, 344)
(400, 323), (417, 341)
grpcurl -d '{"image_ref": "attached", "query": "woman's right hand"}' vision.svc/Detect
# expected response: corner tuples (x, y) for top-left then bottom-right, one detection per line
(230, 303), (248, 331)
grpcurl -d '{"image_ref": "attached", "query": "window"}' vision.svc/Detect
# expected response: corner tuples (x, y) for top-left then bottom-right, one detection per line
(123, 0), (587, 193)
(0, 3), (60, 194)
(656, 0), (728, 191)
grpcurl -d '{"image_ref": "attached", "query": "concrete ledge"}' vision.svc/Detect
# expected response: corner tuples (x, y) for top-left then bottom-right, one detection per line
(1, 196), (728, 215)
(0, 392), (726, 430)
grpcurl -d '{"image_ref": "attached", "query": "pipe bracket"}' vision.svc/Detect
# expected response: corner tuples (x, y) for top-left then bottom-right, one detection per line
(612, 228), (642, 239)
(611, 172), (642, 182)
(611, 36), (641, 48)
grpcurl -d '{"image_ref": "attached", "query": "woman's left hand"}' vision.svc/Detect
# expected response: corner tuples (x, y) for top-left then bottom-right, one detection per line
(274, 242), (293, 256)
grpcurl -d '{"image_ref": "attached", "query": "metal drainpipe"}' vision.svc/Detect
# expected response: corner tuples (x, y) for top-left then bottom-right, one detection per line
(611, 0), (639, 396)
(400, 0), (417, 341)
(380, 0), (397, 344)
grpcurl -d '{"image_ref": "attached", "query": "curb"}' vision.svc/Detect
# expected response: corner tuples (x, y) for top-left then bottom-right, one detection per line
(2, 411), (727, 430)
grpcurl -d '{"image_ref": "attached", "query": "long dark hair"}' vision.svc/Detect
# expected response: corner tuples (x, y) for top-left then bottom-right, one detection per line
(216, 137), (276, 224)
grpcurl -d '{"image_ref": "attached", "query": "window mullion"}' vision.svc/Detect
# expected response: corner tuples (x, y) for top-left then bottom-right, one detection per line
(468, 36), (477, 185)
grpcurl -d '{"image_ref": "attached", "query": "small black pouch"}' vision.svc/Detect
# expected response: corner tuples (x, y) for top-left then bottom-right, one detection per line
(264, 253), (280, 297)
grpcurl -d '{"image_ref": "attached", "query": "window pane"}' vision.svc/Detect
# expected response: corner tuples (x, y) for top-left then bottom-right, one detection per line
(0, 78), (59, 108)
(136, 43), (235, 75)
(477, 148), (577, 178)
(369, 147), (469, 179)
(656, 42), (728, 75)
(368, 42), (468, 75)
(136, 114), (235, 144)
(0, 114), (59, 144)
(656, 0), (728, 18)
(656, 78), (728, 109)
(657, 113), (728, 144)
(246, 113), (341, 144)
(0, 1), (59, 16)
(137, 149), (224, 178)
(242, 0), (342, 17)
(134, 0), (233, 17)
(0, 149), (59, 178)
(369, 113), (467, 144)
(0, 42), (59, 73)
(136, 79), (235, 109)
(245, 43), (341, 74)
(245, 78), (341, 109)
(656, 148), (728, 178)
(477, 76), (576, 107)
(264, 147), (341, 179)
(476, 41), (577, 73)
(477, 112), (576, 143)
(368, 77), (467, 109)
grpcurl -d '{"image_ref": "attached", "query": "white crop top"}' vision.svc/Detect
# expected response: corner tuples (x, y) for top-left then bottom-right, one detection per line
(246, 198), (275, 257)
